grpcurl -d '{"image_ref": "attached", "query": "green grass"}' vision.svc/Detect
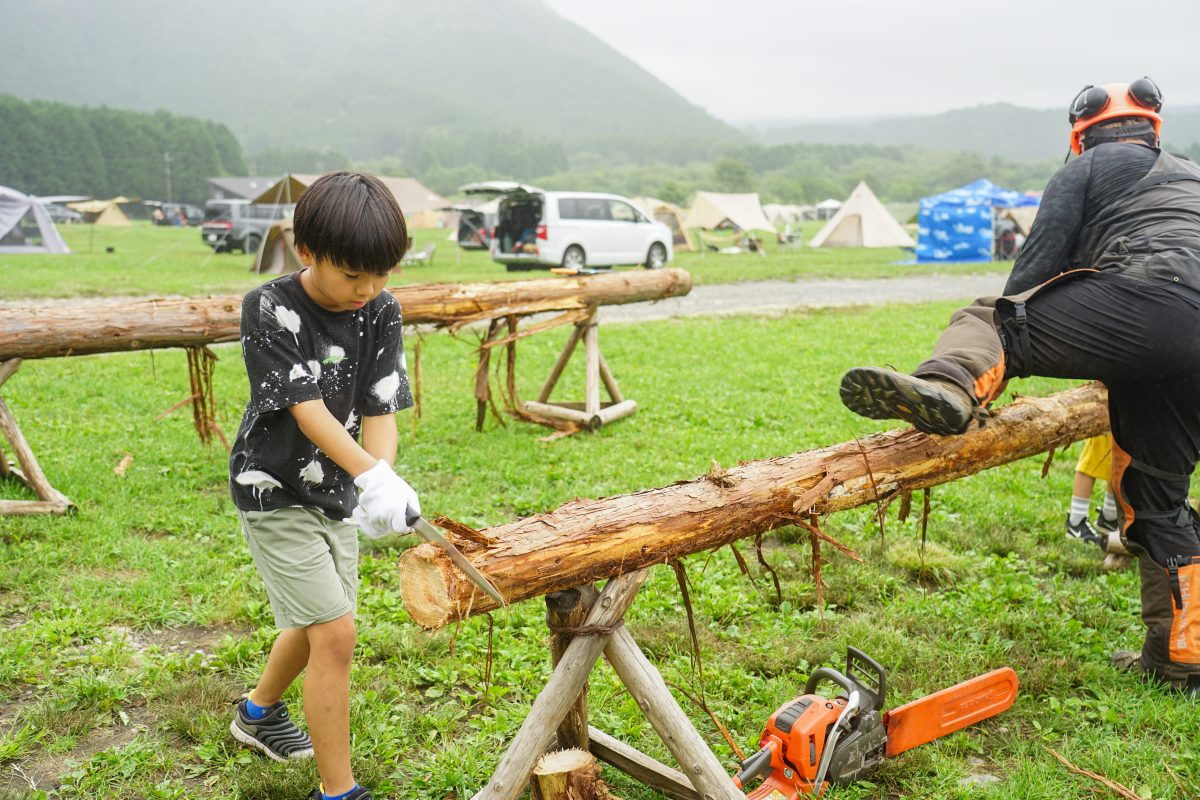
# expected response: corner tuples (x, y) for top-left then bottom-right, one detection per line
(1, 298), (1197, 799)
(0, 222), (1010, 301)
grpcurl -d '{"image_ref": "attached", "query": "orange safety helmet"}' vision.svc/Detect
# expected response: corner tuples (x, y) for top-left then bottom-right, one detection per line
(1069, 78), (1163, 155)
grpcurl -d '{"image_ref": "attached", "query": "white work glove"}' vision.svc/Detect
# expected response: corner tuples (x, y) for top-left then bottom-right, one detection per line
(351, 460), (421, 539)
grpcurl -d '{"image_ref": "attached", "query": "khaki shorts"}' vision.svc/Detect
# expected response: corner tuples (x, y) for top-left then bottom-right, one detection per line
(237, 506), (359, 629)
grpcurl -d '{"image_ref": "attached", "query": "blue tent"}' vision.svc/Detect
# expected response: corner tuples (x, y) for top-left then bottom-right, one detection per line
(916, 179), (1039, 263)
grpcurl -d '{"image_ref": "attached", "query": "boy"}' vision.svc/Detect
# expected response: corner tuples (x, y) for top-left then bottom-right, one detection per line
(227, 172), (420, 800)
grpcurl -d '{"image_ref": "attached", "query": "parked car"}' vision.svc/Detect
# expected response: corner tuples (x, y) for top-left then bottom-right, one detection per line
(42, 203), (83, 224)
(200, 199), (291, 253)
(464, 184), (673, 271)
(155, 202), (204, 226)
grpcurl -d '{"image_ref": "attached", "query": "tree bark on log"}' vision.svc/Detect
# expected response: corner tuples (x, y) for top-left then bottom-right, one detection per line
(399, 384), (1109, 629)
(0, 269), (691, 361)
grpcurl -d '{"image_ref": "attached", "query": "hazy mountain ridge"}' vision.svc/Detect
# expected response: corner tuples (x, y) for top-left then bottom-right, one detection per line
(0, 0), (737, 165)
(748, 103), (1200, 160)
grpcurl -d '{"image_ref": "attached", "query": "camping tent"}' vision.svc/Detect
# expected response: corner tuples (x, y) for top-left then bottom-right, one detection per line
(683, 192), (777, 234)
(630, 196), (695, 251)
(809, 182), (915, 249)
(916, 179), (1040, 263)
(251, 220), (305, 275)
(763, 203), (810, 227)
(251, 174), (450, 228)
(0, 186), (69, 253)
(815, 198), (843, 220)
(67, 197), (134, 226)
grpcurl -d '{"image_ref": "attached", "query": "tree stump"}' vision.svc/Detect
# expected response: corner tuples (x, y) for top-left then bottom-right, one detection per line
(531, 749), (612, 800)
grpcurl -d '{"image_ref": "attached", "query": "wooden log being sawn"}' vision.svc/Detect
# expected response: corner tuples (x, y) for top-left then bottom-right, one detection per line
(400, 383), (1110, 628)
(0, 269), (692, 361)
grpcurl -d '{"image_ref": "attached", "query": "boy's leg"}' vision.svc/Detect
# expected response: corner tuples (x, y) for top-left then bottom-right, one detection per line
(305, 611), (358, 797)
(1067, 471), (1105, 550)
(250, 627), (310, 705)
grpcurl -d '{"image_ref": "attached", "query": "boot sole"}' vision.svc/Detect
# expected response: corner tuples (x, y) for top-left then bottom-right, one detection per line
(840, 367), (971, 436)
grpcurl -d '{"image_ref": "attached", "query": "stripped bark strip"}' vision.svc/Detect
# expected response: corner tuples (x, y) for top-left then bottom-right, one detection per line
(482, 615), (495, 709)
(1045, 747), (1141, 800)
(1040, 445), (1058, 479)
(186, 346), (227, 449)
(920, 488), (932, 554)
(474, 320), (502, 432)
(897, 491), (913, 523)
(754, 532), (782, 604)
(728, 542), (760, 590)
(855, 437), (887, 550)
(792, 516), (864, 563)
(478, 308), (591, 350)
(155, 393), (199, 421)
(665, 680), (746, 761)
(432, 516), (497, 549)
(810, 529), (824, 621)
(670, 560), (706, 703)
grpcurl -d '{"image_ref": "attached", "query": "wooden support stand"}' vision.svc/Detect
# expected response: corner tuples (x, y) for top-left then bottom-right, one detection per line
(0, 359), (74, 516)
(472, 571), (741, 800)
(522, 307), (637, 432)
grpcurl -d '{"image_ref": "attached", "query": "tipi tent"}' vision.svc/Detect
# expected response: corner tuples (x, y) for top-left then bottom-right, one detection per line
(251, 220), (305, 275)
(809, 182), (915, 248)
(630, 196), (695, 252)
(68, 197), (134, 226)
(0, 187), (69, 253)
(251, 174), (450, 228)
(916, 179), (1039, 263)
(683, 192), (776, 234)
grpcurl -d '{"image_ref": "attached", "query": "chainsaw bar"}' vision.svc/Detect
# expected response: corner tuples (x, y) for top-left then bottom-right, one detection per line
(883, 667), (1018, 757)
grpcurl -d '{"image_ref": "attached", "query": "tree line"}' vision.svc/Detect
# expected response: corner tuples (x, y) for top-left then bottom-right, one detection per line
(0, 95), (245, 205)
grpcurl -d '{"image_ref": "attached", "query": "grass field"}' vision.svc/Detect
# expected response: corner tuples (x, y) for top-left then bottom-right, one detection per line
(2, 294), (1197, 799)
(0, 223), (1010, 301)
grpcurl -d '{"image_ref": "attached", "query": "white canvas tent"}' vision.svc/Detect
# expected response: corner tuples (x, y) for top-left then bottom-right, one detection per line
(683, 192), (777, 234)
(763, 203), (808, 227)
(809, 182), (915, 249)
(815, 198), (843, 220)
(251, 174), (450, 228)
(0, 186), (69, 253)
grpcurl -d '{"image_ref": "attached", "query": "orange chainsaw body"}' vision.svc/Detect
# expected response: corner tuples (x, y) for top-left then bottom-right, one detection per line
(732, 649), (1018, 799)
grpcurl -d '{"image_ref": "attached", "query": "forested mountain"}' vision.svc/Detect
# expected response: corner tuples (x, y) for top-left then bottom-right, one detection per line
(0, 0), (737, 178)
(750, 103), (1200, 161)
(0, 96), (244, 204)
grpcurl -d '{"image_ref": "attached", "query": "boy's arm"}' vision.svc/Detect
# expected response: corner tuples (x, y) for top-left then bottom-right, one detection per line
(288, 399), (378, 478)
(361, 413), (398, 467)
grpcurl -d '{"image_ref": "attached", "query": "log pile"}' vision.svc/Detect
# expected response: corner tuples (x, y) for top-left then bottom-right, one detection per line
(0, 269), (691, 361)
(399, 384), (1109, 628)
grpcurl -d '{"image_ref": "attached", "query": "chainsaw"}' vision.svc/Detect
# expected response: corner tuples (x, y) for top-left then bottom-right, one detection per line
(732, 648), (1018, 798)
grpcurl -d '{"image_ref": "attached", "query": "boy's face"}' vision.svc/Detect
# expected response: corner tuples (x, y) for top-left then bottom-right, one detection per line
(297, 248), (392, 313)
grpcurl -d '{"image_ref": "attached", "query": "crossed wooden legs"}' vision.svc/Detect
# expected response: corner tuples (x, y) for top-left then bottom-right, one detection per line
(0, 359), (73, 516)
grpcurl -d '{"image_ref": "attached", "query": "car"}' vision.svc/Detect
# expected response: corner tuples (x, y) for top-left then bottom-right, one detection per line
(200, 199), (291, 254)
(42, 203), (83, 224)
(464, 184), (673, 271)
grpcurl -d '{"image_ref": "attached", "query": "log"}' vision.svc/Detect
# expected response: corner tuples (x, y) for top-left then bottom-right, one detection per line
(400, 383), (1109, 628)
(547, 588), (593, 751)
(530, 749), (607, 800)
(588, 727), (699, 800)
(0, 269), (691, 361)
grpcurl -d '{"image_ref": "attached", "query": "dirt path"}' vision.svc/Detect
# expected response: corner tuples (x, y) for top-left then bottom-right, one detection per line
(600, 273), (1008, 323)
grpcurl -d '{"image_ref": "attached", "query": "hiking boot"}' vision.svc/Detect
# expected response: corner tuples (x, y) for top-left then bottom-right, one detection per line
(839, 367), (974, 436)
(230, 695), (314, 762)
(1111, 650), (1200, 697)
(309, 788), (372, 800)
(1066, 516), (1106, 551)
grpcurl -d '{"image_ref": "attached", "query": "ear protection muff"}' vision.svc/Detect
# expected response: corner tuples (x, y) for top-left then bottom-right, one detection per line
(1068, 77), (1163, 155)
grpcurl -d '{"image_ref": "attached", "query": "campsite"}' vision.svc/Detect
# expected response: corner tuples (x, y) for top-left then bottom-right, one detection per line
(3, 2), (1200, 800)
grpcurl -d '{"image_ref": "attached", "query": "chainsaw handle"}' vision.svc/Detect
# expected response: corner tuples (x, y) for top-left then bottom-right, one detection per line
(804, 666), (856, 698)
(732, 745), (774, 789)
(846, 646), (887, 711)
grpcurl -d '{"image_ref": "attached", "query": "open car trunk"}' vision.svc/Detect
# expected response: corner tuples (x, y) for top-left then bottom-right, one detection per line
(494, 191), (544, 258)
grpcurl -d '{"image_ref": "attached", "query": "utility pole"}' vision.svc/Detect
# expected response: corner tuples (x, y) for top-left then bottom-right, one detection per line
(164, 152), (173, 203)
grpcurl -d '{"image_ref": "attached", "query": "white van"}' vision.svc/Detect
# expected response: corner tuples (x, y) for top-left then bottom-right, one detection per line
(465, 184), (673, 271)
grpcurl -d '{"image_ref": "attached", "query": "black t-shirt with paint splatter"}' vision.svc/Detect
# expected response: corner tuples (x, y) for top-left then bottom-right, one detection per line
(228, 271), (413, 520)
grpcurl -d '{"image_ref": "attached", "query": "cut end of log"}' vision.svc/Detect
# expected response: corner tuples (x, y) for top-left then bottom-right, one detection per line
(532, 748), (611, 800)
(534, 748), (595, 775)
(397, 549), (456, 628)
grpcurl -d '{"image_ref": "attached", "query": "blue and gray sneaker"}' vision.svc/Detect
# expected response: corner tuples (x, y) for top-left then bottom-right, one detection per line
(230, 695), (314, 762)
(308, 787), (373, 800)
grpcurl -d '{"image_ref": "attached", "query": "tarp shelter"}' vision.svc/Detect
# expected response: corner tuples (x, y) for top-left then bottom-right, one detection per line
(251, 174), (450, 228)
(683, 192), (777, 234)
(815, 198), (843, 220)
(809, 182), (915, 249)
(916, 179), (1040, 263)
(67, 197), (134, 226)
(0, 186), (69, 253)
(630, 196), (695, 252)
(251, 220), (305, 275)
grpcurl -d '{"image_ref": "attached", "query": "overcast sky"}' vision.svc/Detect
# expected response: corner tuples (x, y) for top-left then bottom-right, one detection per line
(544, 0), (1200, 124)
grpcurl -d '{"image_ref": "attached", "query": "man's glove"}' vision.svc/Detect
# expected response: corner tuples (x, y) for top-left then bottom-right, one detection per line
(351, 460), (420, 539)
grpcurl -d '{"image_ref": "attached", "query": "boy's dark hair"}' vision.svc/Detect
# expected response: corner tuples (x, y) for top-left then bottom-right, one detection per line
(292, 172), (408, 274)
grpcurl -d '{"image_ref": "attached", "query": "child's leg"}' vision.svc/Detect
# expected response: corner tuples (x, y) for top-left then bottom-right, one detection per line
(305, 611), (358, 796)
(250, 627), (311, 705)
(1070, 471), (1096, 523)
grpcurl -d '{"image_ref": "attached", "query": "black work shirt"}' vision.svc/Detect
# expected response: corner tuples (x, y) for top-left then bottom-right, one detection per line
(229, 272), (412, 520)
(1005, 143), (1159, 294)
